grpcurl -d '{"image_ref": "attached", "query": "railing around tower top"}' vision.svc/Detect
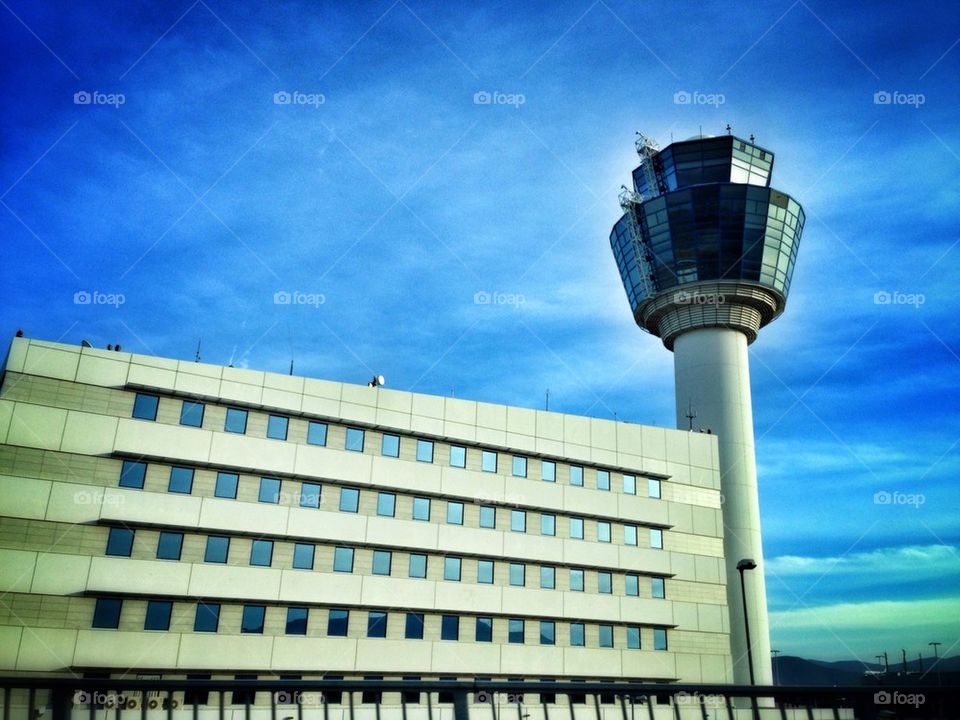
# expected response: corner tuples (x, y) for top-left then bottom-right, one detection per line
(0, 677), (956, 720)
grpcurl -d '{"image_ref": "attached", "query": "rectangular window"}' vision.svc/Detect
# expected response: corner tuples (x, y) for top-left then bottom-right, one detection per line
(540, 620), (555, 645)
(570, 568), (584, 592)
(624, 525), (638, 546)
(597, 470), (610, 491)
(266, 415), (288, 440)
(541, 460), (556, 482)
(569, 465), (584, 486)
(598, 572), (612, 594)
(339, 487), (359, 512)
(652, 577), (666, 599)
(540, 513), (556, 536)
(446, 502), (464, 525)
(327, 609), (349, 637)
(648, 478), (662, 499)
(306, 421), (328, 446)
(345, 427), (365, 452)
(241, 605), (266, 634)
(412, 496), (431, 521)
(92, 598), (122, 629)
(623, 474), (636, 495)
(333, 546), (354, 573)
(367, 611), (387, 638)
(132, 393), (159, 421)
(653, 627), (668, 650)
(441, 615), (459, 641)
(105, 527), (134, 557)
(570, 517), (584, 539)
(292, 543), (314, 570)
(416, 439), (434, 463)
(194, 602), (220, 632)
(224, 408), (248, 434)
(479, 506), (496, 528)
(599, 624), (614, 648)
(627, 626), (641, 649)
(408, 553), (427, 578)
(381, 434), (400, 457)
(625, 574), (639, 596)
(144, 600), (172, 631)
(214, 472), (238, 499)
(204, 535), (229, 563)
(405, 613), (424, 639)
(597, 521), (611, 543)
(250, 539), (273, 567)
(179, 401), (204, 427)
(512, 456), (527, 477)
(570, 622), (585, 646)
(372, 550), (392, 576)
(540, 566), (555, 589)
(168, 466), (194, 494)
(300, 482), (321, 509)
(119, 460), (146, 489)
(258, 477), (281, 504)
(481, 450), (497, 473)
(477, 559), (494, 584)
(510, 509), (526, 533)
(156, 531), (183, 560)
(475, 616), (493, 642)
(286, 607), (308, 635)
(650, 528), (664, 549)
(449, 445), (466, 468)
(508, 618), (524, 644)
(509, 563), (525, 587)
(376, 492), (396, 517)
(443, 556), (462, 581)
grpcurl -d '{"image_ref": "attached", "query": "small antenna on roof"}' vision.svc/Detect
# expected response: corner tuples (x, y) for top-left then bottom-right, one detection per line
(750, 134), (755, 143)
(195, 338), (202, 363)
(686, 400), (698, 431)
(699, 124), (703, 138)
(289, 358), (294, 376)
(725, 124), (732, 135)
(545, 389), (550, 411)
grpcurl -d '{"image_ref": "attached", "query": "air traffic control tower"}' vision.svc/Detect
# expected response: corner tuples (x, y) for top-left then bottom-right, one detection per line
(609, 133), (805, 685)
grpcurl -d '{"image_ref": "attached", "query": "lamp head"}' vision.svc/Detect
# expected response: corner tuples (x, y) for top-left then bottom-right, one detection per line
(737, 558), (757, 571)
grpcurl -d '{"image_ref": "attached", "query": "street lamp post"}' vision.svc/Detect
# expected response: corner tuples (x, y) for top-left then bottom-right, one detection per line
(736, 558), (758, 686)
(930, 642), (942, 686)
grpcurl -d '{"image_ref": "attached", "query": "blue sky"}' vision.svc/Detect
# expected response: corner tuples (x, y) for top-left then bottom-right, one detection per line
(1, 0), (958, 663)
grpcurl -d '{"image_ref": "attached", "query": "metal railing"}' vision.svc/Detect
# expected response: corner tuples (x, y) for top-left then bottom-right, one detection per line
(1, 677), (956, 720)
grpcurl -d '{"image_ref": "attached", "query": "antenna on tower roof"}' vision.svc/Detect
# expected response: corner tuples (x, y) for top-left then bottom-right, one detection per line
(726, 124), (732, 135)
(685, 400), (698, 431)
(195, 338), (202, 363)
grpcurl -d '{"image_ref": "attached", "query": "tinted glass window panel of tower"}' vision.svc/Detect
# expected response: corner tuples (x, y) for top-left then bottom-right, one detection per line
(475, 616), (493, 642)
(105, 527), (134, 557)
(570, 517), (584, 539)
(405, 613), (424, 639)
(569, 465), (584, 486)
(377, 492), (396, 517)
(92, 598), (122, 629)
(479, 506), (496, 528)
(443, 557), (462, 581)
(599, 624), (614, 648)
(194, 602), (220, 632)
(286, 607), (308, 635)
(224, 408), (248, 434)
(508, 619), (524, 644)
(372, 550), (392, 576)
(258, 477), (281, 504)
(627, 626), (641, 649)
(509, 563), (525, 587)
(333, 547), (354, 573)
(249, 540), (273, 567)
(481, 451), (497, 473)
(450, 445), (466, 468)
(416, 440), (434, 463)
(541, 513), (556, 536)
(570, 569), (584, 592)
(447, 502), (464, 525)
(144, 600), (172, 631)
(168, 466), (194, 494)
(650, 528), (664, 549)
(412, 496), (431, 521)
(327, 610), (349, 637)
(440, 615), (459, 641)
(597, 470), (610, 490)
(625, 574), (639, 596)
(541, 460), (556, 482)
(540, 566), (555, 589)
(597, 521), (611, 543)
(300, 482), (321, 509)
(179, 401), (204, 427)
(292, 543), (315, 570)
(623, 474), (636, 494)
(652, 577), (666, 599)
(241, 605), (266, 634)
(511, 510), (526, 532)
(512, 456), (527, 477)
(409, 553), (427, 578)
(204, 536), (229, 563)
(339, 487), (360, 512)
(214, 472), (239, 499)
(381, 434), (400, 457)
(345, 428), (364, 452)
(654, 628), (668, 650)
(266, 415), (288, 440)
(648, 478), (661, 498)
(540, 621), (556, 645)
(477, 560), (494, 584)
(367, 611), (388, 638)
(119, 460), (147, 489)
(156, 531), (183, 560)
(132, 393), (159, 421)
(306, 421), (328, 446)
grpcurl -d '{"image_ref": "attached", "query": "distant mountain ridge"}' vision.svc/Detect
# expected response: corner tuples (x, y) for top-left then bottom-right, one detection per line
(773, 655), (958, 686)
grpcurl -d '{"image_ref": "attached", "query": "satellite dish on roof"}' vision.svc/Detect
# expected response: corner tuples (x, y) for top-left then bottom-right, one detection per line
(80, 339), (92, 348)
(368, 375), (386, 388)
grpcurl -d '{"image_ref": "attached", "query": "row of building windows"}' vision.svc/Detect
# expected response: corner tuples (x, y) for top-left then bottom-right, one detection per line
(131, 393), (661, 497)
(117, 461), (664, 548)
(103, 527), (667, 598)
(90, 598), (668, 650)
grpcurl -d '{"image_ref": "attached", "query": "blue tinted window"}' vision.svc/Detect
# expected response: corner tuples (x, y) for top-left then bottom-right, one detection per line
(367, 611), (387, 638)
(477, 560), (494, 584)
(224, 408), (248, 434)
(409, 554), (427, 578)
(623, 474), (636, 494)
(570, 622), (585, 646)
(449, 446), (466, 468)
(416, 440), (434, 463)
(405, 613), (424, 639)
(132, 393), (158, 421)
(241, 605), (265, 634)
(266, 415), (288, 440)
(105, 527), (134, 557)
(286, 607), (308, 635)
(250, 540), (273, 567)
(377, 492), (395, 517)
(650, 528), (664, 549)
(541, 513), (556, 536)
(292, 543), (314, 569)
(597, 470), (610, 490)
(627, 626), (641, 649)
(509, 563), (525, 587)
(119, 460), (146, 489)
(598, 572), (612, 594)
(541, 460), (555, 482)
(511, 510), (526, 533)
(333, 547), (354, 573)
(168, 466), (194, 494)
(306, 421), (328, 446)
(508, 618), (524, 644)
(412, 497), (430, 521)
(327, 610), (349, 636)
(625, 525), (638, 546)
(446, 502), (463, 525)
(540, 620), (555, 645)
(156, 531), (183, 560)
(300, 482), (320, 508)
(475, 617), (493, 642)
(570, 569), (584, 592)
(598, 521), (611, 543)
(540, 566), (555, 589)
(569, 466), (584, 486)
(92, 598), (122, 628)
(194, 602), (220, 632)
(654, 628), (668, 650)
(345, 428), (364, 452)
(652, 577), (666, 599)
(204, 536), (229, 563)
(144, 600), (172, 631)
(179, 401), (204, 427)
(648, 478), (661, 498)
(214, 472), (238, 499)
(372, 550), (392, 576)
(440, 615), (459, 641)
(381, 434), (400, 457)
(599, 624), (613, 647)
(481, 451), (497, 473)
(625, 574), (639, 596)
(512, 456), (527, 477)
(339, 487), (359, 512)
(443, 557), (461, 581)
(570, 517), (584, 539)
(479, 506), (496, 528)
(258, 477), (281, 504)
